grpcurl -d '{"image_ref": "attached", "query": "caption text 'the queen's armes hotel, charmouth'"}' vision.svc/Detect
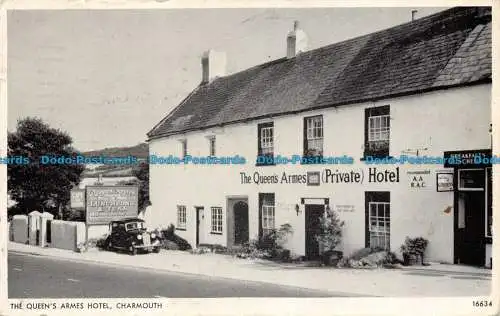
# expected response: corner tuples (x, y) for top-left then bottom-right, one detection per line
(147, 7), (493, 267)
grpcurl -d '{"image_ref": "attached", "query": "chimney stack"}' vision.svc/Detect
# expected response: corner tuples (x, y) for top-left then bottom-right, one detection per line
(201, 49), (226, 84)
(411, 10), (418, 21)
(286, 20), (308, 58)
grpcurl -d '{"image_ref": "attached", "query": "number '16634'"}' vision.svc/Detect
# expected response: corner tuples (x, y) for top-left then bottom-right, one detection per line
(473, 301), (492, 307)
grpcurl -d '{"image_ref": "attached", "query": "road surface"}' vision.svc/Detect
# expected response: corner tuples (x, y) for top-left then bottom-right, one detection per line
(9, 252), (349, 298)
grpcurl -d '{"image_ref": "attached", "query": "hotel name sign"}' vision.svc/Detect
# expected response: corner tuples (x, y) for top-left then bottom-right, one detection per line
(239, 167), (400, 185)
(86, 185), (138, 225)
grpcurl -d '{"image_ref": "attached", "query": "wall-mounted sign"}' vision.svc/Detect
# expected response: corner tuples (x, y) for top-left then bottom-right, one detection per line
(86, 185), (138, 225)
(443, 149), (491, 168)
(437, 172), (454, 192)
(70, 189), (85, 209)
(334, 204), (355, 212)
(407, 170), (430, 189)
(307, 171), (321, 186)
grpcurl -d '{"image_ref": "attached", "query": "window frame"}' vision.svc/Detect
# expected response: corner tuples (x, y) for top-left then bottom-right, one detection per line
(210, 207), (223, 234)
(303, 115), (324, 158)
(125, 222), (144, 231)
(368, 115), (390, 142)
(208, 136), (216, 156)
(179, 139), (188, 159)
(258, 193), (275, 238)
(368, 201), (391, 251)
(364, 105), (390, 158)
(261, 204), (275, 236)
(257, 122), (275, 166)
(458, 169), (485, 191)
(365, 191), (390, 250)
(177, 205), (187, 230)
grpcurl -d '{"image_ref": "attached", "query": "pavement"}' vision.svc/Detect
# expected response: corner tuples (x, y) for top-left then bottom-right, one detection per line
(8, 241), (493, 297)
(8, 253), (338, 298)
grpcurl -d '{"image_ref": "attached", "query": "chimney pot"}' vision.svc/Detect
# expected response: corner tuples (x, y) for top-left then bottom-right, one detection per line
(286, 20), (308, 59)
(411, 10), (418, 21)
(201, 49), (226, 84)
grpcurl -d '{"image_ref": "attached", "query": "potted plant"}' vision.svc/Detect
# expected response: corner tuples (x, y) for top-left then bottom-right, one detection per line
(316, 207), (344, 266)
(400, 237), (428, 266)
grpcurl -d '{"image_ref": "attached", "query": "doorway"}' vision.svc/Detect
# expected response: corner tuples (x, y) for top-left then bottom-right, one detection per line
(233, 201), (249, 245)
(305, 204), (324, 260)
(195, 207), (204, 247)
(455, 168), (487, 266)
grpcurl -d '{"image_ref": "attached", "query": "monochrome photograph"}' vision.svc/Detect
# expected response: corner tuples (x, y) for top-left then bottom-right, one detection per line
(3, 3), (496, 314)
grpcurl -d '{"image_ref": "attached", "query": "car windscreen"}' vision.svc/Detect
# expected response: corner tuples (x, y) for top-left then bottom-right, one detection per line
(125, 222), (144, 231)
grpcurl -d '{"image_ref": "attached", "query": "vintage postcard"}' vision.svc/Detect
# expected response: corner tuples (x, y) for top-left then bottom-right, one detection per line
(0, 0), (498, 315)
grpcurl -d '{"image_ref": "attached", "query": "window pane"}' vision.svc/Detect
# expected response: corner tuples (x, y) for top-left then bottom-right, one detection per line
(459, 170), (485, 189)
(377, 204), (384, 217)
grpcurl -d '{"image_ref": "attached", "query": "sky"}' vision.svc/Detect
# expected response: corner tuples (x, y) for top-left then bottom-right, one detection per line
(8, 7), (447, 151)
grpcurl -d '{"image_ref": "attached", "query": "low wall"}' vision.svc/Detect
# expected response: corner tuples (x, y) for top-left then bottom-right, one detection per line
(11, 215), (28, 244)
(50, 220), (86, 251)
(87, 224), (109, 240)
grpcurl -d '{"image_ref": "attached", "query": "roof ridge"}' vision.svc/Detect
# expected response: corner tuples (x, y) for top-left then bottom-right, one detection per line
(148, 6), (492, 140)
(202, 7), (476, 87)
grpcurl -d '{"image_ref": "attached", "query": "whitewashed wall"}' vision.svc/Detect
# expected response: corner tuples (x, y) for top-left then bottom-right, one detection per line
(149, 84), (491, 263)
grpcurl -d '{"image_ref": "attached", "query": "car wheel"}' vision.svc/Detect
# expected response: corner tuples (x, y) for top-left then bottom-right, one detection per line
(129, 246), (137, 256)
(107, 241), (112, 250)
(153, 247), (160, 254)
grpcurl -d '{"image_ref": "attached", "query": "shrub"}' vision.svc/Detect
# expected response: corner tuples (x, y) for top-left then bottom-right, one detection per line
(337, 249), (401, 269)
(349, 248), (373, 260)
(160, 224), (192, 251)
(236, 223), (293, 261)
(257, 223), (293, 250)
(253, 223), (293, 261)
(162, 240), (179, 250)
(316, 207), (344, 253)
(197, 243), (227, 254)
(96, 237), (108, 250)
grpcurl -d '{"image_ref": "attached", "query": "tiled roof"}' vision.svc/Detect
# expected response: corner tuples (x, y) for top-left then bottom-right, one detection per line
(148, 7), (492, 139)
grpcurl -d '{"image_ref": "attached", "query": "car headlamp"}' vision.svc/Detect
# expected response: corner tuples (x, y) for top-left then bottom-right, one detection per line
(137, 234), (142, 240)
(151, 233), (156, 239)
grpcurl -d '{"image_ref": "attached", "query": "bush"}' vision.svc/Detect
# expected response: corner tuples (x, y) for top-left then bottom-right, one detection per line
(235, 224), (293, 261)
(198, 243), (228, 254)
(316, 207), (344, 253)
(162, 240), (180, 250)
(160, 224), (192, 251)
(336, 249), (401, 269)
(96, 237), (108, 250)
(349, 248), (373, 260)
(257, 223), (293, 250)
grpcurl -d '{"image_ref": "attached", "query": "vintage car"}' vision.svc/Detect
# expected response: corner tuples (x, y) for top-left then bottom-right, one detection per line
(104, 218), (161, 255)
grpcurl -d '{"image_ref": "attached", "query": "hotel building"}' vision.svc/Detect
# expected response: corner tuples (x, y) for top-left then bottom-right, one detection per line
(147, 7), (493, 267)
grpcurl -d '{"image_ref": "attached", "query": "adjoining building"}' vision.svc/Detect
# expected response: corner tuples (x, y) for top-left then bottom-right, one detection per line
(147, 7), (492, 267)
